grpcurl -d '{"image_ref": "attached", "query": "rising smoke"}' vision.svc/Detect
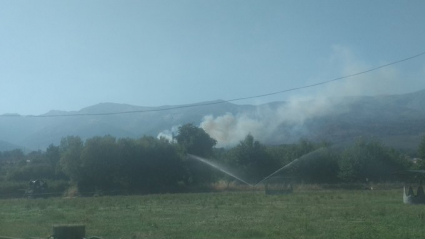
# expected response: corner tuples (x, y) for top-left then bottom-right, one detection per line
(200, 97), (335, 147)
(157, 125), (179, 142)
(158, 46), (403, 147)
(199, 46), (403, 147)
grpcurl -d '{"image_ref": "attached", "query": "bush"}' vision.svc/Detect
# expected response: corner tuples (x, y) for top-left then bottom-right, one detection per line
(0, 181), (27, 198)
(338, 139), (409, 182)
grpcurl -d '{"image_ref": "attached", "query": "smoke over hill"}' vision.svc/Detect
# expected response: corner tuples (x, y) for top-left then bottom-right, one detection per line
(1, 89), (425, 153)
(199, 97), (337, 147)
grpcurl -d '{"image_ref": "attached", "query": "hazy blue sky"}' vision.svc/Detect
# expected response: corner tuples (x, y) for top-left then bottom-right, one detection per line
(1, 0), (425, 115)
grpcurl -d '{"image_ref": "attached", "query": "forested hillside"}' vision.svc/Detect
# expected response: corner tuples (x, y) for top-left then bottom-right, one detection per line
(1, 90), (425, 152)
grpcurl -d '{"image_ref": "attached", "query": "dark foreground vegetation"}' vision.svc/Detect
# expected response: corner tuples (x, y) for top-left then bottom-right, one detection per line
(0, 123), (425, 197)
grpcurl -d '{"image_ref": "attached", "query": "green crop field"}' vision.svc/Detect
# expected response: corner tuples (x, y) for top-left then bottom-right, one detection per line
(1, 188), (425, 239)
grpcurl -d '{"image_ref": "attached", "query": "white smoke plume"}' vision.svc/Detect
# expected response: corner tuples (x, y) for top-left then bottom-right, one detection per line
(200, 46), (403, 147)
(157, 125), (180, 142)
(156, 46), (407, 148)
(200, 97), (335, 148)
(200, 113), (264, 147)
(320, 45), (403, 97)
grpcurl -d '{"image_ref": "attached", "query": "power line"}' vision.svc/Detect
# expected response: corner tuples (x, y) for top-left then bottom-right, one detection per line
(3, 50), (425, 118)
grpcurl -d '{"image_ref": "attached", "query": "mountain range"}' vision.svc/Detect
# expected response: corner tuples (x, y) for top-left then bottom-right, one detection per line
(1, 89), (424, 154)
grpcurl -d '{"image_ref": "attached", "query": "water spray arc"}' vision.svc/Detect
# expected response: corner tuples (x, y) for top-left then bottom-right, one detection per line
(255, 147), (327, 186)
(254, 158), (300, 186)
(188, 147), (331, 188)
(187, 154), (253, 187)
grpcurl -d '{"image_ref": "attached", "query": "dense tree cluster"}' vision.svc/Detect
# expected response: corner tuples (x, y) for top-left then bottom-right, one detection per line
(413, 134), (425, 170)
(338, 139), (409, 182)
(224, 134), (280, 184)
(418, 135), (425, 160)
(0, 146), (66, 182)
(0, 123), (420, 196)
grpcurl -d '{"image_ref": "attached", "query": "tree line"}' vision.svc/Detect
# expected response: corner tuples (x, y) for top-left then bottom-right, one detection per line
(0, 123), (425, 195)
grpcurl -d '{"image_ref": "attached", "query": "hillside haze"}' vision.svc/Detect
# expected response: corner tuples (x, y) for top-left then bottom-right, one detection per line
(1, 90), (425, 153)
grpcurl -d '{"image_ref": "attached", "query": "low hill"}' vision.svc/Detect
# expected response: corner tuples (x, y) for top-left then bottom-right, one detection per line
(0, 90), (424, 154)
(0, 140), (26, 152)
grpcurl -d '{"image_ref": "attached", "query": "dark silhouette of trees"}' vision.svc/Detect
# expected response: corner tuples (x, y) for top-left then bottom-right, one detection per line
(175, 123), (217, 185)
(59, 136), (84, 182)
(114, 136), (185, 193)
(59, 135), (187, 194)
(338, 139), (409, 182)
(77, 135), (119, 192)
(419, 134), (425, 159)
(0, 131), (417, 196)
(287, 148), (340, 183)
(227, 134), (280, 184)
(175, 123), (217, 157)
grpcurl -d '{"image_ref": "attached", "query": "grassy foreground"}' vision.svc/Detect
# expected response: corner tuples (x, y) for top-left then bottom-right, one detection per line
(1, 189), (425, 239)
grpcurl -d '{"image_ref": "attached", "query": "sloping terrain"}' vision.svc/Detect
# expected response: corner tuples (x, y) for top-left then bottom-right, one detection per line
(0, 90), (424, 152)
(0, 140), (26, 152)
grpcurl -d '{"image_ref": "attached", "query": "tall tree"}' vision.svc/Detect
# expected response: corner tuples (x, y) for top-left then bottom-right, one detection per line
(175, 123), (217, 157)
(78, 135), (119, 192)
(419, 134), (425, 159)
(288, 148), (340, 183)
(59, 136), (84, 182)
(229, 134), (280, 184)
(175, 123), (217, 185)
(45, 144), (61, 168)
(338, 139), (408, 182)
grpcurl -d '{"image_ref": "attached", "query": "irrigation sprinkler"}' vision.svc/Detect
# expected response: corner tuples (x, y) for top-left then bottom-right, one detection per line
(255, 157), (301, 187)
(0, 225), (89, 239)
(188, 147), (330, 193)
(52, 225), (85, 239)
(187, 154), (253, 187)
(401, 170), (425, 204)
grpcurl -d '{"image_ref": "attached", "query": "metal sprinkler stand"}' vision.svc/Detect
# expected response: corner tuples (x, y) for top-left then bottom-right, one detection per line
(51, 225), (85, 239)
(402, 170), (425, 205)
(0, 225), (88, 239)
(403, 185), (425, 204)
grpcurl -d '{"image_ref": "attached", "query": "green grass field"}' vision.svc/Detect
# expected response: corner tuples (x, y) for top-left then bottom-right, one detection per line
(1, 188), (425, 239)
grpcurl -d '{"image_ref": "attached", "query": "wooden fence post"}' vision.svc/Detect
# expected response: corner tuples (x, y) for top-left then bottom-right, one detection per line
(52, 225), (85, 239)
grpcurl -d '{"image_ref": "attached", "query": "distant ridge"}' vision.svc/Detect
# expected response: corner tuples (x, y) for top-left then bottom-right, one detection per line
(0, 140), (26, 152)
(78, 102), (153, 114)
(0, 89), (424, 154)
(43, 110), (75, 116)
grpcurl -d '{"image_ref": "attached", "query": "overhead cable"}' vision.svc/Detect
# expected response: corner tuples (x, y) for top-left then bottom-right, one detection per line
(2, 50), (425, 118)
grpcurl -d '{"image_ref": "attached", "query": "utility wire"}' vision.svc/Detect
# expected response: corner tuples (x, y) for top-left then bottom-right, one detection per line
(3, 50), (425, 118)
